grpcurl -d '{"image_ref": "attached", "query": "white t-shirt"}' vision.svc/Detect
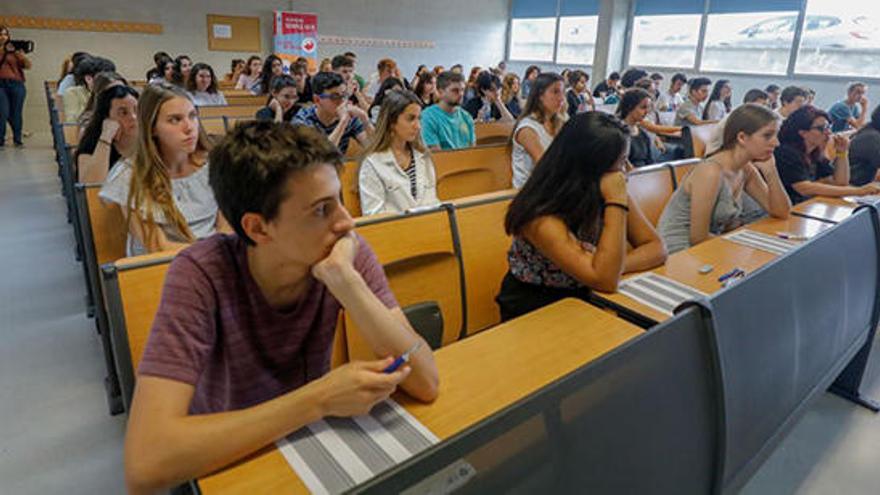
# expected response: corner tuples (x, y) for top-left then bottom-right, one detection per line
(511, 116), (554, 188)
(706, 100), (727, 121)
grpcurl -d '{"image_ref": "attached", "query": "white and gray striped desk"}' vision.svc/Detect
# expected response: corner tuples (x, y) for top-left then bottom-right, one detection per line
(595, 214), (833, 324)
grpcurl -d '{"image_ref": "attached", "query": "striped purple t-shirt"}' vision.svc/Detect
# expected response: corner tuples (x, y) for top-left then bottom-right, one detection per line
(138, 233), (398, 414)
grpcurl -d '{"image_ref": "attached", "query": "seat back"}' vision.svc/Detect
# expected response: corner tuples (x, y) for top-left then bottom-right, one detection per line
(667, 158), (701, 189)
(225, 94), (266, 106)
(346, 206), (464, 360)
(339, 161), (362, 217)
(198, 104), (262, 119)
(352, 305), (723, 495)
(475, 121), (513, 146)
(433, 145), (512, 201)
(706, 207), (880, 492)
(452, 190), (516, 335)
(627, 164), (676, 227)
(83, 184), (128, 264)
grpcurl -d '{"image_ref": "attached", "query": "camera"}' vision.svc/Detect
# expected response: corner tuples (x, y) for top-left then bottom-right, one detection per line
(6, 40), (34, 54)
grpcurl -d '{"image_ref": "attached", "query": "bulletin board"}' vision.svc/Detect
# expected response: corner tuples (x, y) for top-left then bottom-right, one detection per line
(206, 15), (261, 52)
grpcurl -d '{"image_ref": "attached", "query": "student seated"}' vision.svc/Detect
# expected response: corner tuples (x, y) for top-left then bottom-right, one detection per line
(222, 58), (244, 85)
(617, 88), (659, 168)
(674, 77), (717, 128)
(829, 82), (869, 132)
(777, 86), (808, 119)
(99, 83), (227, 256)
(75, 85), (138, 183)
(58, 51), (89, 95)
(147, 55), (175, 86)
(462, 72), (514, 123)
(170, 55), (192, 88)
(420, 71), (476, 151)
(123, 121), (439, 494)
(255, 75), (300, 123)
(703, 80), (732, 122)
(359, 90), (440, 215)
(291, 61), (314, 105)
(657, 73), (687, 112)
(256, 55), (285, 96)
(765, 84), (781, 110)
(62, 56), (116, 123)
(367, 77), (404, 123)
(775, 105), (880, 204)
(367, 58), (400, 99)
(849, 105), (880, 186)
(234, 55), (262, 93)
(565, 70), (594, 119)
(592, 72), (620, 100)
(415, 72), (438, 109)
(658, 104), (791, 253)
(186, 63), (227, 107)
(743, 89), (769, 106)
(521, 65), (540, 100)
(332, 54), (370, 111)
(76, 71), (127, 130)
(496, 112), (667, 321)
(511, 73), (566, 188)
(501, 73), (523, 118)
(293, 71), (373, 154)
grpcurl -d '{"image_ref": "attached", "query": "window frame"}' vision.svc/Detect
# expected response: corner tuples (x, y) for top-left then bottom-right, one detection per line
(506, 0), (598, 67)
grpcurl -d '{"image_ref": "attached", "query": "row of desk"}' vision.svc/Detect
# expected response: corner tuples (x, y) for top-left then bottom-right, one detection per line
(195, 195), (869, 494)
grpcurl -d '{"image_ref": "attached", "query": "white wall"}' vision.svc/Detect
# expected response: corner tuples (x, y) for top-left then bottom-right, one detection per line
(6, 0), (508, 129)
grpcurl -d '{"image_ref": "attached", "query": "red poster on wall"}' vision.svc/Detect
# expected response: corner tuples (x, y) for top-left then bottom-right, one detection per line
(273, 11), (318, 71)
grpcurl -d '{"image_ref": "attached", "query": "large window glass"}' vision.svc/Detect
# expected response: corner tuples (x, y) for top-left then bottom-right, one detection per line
(629, 14), (703, 68)
(556, 16), (599, 65)
(701, 11), (799, 74)
(795, 0), (880, 77)
(509, 18), (557, 61)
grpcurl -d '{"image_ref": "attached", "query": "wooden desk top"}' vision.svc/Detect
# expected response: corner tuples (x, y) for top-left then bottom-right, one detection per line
(198, 299), (642, 494)
(792, 197), (856, 224)
(597, 214), (831, 324)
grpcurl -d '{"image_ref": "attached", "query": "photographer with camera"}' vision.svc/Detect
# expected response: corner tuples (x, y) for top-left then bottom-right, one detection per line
(0, 25), (31, 148)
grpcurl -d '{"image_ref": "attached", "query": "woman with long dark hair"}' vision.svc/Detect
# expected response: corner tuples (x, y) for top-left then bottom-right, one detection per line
(0, 25), (30, 147)
(775, 105), (880, 204)
(235, 55), (262, 93)
(76, 85), (139, 182)
(257, 55), (285, 96)
(617, 88), (658, 167)
(186, 63), (227, 106)
(414, 72), (437, 109)
(368, 77), (404, 122)
(511, 72), (567, 188)
(497, 112), (667, 321)
(703, 79), (732, 121)
(849, 104), (880, 186)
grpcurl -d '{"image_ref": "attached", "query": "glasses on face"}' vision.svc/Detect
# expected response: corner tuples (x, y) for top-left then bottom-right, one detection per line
(809, 123), (832, 133)
(318, 93), (346, 102)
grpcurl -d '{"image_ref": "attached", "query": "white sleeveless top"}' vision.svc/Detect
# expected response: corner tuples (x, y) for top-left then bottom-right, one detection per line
(511, 116), (554, 188)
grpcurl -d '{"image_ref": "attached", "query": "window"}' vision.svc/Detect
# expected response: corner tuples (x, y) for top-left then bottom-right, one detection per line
(556, 1), (600, 65)
(629, 1), (706, 68)
(701, 1), (803, 74)
(795, 0), (880, 77)
(509, 0), (558, 62)
(509, 18), (558, 61)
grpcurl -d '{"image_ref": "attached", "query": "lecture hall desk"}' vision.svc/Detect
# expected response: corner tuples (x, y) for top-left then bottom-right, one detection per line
(596, 213), (833, 324)
(197, 299), (642, 494)
(792, 196), (858, 224)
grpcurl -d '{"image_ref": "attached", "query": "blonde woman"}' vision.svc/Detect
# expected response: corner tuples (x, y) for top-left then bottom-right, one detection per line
(358, 90), (440, 215)
(501, 73), (523, 118)
(511, 72), (567, 188)
(100, 83), (227, 256)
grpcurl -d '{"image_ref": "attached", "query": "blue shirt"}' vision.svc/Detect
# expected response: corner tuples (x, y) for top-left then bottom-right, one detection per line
(292, 106), (364, 154)
(828, 101), (861, 133)
(420, 104), (476, 150)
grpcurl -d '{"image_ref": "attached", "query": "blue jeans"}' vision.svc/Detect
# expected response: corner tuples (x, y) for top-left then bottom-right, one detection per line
(0, 79), (26, 145)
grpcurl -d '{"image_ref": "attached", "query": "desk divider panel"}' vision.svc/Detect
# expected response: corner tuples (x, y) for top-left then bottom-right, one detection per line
(350, 305), (723, 494)
(703, 207), (880, 493)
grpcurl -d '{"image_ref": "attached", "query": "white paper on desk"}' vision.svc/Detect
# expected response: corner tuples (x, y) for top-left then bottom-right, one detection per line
(618, 272), (708, 316)
(843, 195), (880, 206)
(277, 399), (444, 494)
(722, 229), (799, 256)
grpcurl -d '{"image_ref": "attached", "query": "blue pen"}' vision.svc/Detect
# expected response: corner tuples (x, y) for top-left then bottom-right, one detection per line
(383, 341), (423, 373)
(717, 267), (744, 283)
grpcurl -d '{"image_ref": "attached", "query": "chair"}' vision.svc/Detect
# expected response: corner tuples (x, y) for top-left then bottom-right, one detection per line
(627, 164), (676, 227)
(475, 121), (513, 146)
(667, 158), (701, 189)
(452, 190), (516, 336)
(345, 206), (465, 360)
(433, 144), (512, 201)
